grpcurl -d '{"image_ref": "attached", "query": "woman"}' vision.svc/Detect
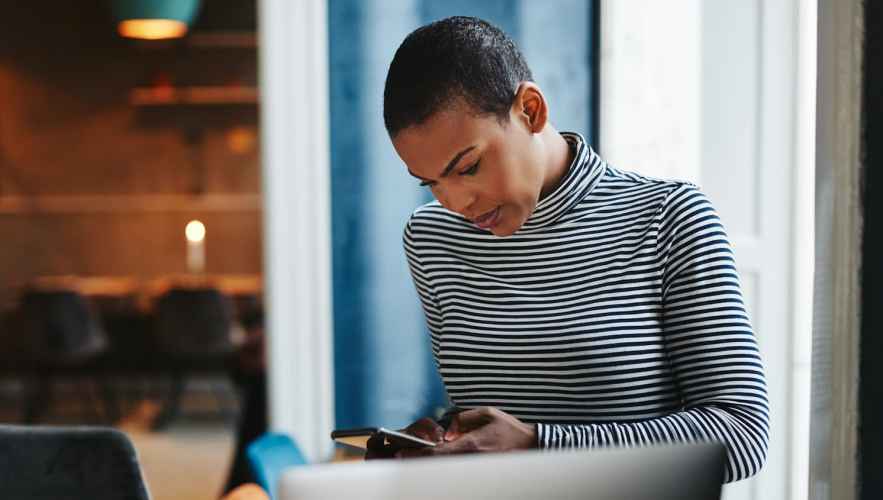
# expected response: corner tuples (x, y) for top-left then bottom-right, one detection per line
(372, 16), (769, 483)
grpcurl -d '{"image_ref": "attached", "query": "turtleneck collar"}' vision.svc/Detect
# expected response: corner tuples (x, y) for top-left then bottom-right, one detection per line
(519, 132), (605, 231)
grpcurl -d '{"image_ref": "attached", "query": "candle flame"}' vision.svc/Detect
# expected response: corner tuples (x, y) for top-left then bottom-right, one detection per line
(185, 220), (206, 242)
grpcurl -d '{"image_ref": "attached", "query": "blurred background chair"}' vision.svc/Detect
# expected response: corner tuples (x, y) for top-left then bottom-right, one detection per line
(246, 433), (307, 500)
(152, 286), (240, 429)
(18, 288), (110, 423)
(95, 292), (155, 424)
(20, 289), (107, 361)
(0, 307), (21, 419)
(0, 424), (150, 500)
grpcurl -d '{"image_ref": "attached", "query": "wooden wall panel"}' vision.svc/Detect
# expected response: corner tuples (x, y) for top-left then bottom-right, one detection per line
(0, 1), (262, 309)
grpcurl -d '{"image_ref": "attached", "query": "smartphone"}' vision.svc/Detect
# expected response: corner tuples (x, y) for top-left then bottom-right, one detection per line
(331, 427), (437, 450)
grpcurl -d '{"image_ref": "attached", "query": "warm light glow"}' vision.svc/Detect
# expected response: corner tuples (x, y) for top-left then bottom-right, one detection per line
(185, 220), (206, 243)
(118, 19), (188, 40)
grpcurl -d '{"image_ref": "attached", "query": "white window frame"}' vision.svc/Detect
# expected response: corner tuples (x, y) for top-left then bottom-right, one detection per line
(259, 0), (335, 462)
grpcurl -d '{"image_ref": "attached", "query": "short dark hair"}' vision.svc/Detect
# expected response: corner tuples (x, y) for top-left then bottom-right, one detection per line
(383, 16), (534, 137)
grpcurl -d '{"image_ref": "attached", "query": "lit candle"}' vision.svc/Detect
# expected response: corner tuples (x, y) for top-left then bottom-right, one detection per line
(185, 220), (206, 274)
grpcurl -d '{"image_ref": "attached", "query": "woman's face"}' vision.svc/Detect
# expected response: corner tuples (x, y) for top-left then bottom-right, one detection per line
(392, 99), (547, 237)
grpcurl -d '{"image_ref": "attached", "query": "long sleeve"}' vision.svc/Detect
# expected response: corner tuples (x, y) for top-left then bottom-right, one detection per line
(403, 217), (444, 360)
(535, 185), (769, 483)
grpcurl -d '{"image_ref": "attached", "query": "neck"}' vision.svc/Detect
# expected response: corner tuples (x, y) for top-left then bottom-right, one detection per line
(539, 125), (574, 199)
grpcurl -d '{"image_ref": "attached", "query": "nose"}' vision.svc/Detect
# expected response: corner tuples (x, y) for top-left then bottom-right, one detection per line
(437, 187), (477, 217)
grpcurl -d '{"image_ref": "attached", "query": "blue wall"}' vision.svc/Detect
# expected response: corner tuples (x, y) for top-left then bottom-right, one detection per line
(329, 0), (597, 429)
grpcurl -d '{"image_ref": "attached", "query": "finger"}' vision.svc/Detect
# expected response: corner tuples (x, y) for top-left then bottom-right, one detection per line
(444, 416), (460, 442)
(396, 447), (435, 459)
(365, 434), (396, 460)
(405, 417), (445, 442)
(365, 447), (396, 460)
(365, 448), (396, 460)
(444, 408), (493, 441)
(366, 433), (385, 450)
(433, 436), (480, 456)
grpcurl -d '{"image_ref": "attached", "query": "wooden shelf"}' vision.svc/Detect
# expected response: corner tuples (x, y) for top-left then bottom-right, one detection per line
(0, 194), (262, 214)
(188, 31), (257, 48)
(130, 31), (257, 50)
(130, 86), (259, 106)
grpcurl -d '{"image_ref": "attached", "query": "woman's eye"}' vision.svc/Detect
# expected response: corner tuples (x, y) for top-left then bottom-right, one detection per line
(418, 161), (478, 187)
(460, 161), (480, 176)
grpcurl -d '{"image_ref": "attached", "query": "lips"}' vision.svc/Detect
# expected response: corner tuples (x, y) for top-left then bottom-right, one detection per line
(473, 206), (501, 229)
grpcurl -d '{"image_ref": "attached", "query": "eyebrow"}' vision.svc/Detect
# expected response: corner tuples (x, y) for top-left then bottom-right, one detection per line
(407, 145), (477, 181)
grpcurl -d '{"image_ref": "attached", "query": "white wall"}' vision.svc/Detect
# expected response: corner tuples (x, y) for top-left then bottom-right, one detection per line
(600, 0), (701, 183)
(601, 1), (815, 499)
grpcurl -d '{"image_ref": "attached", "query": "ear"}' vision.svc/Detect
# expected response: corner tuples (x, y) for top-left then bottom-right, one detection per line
(511, 82), (548, 134)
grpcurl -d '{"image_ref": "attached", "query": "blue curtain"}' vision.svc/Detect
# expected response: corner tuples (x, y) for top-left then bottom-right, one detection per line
(329, 0), (598, 429)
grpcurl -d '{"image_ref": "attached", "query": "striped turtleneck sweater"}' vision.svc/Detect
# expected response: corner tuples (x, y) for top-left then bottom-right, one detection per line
(402, 132), (769, 483)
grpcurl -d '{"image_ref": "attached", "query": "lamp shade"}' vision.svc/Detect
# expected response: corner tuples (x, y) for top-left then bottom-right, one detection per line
(110, 0), (202, 40)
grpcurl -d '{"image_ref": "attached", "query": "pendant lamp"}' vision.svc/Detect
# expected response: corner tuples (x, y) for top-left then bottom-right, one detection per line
(110, 0), (202, 40)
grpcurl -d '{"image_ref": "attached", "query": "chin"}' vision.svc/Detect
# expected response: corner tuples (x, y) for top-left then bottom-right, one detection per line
(488, 207), (526, 237)
(490, 220), (519, 237)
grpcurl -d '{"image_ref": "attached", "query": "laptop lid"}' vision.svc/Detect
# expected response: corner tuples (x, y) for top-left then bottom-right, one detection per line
(279, 442), (725, 500)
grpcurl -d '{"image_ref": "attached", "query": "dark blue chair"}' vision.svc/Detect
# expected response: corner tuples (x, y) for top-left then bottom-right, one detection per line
(152, 286), (238, 429)
(18, 289), (110, 423)
(246, 432), (307, 499)
(0, 424), (150, 500)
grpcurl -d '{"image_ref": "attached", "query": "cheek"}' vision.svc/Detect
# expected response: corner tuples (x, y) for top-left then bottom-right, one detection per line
(488, 177), (532, 231)
(493, 154), (544, 233)
(499, 155), (543, 204)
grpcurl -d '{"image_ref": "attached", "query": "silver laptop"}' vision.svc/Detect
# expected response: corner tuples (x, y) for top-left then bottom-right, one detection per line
(278, 442), (725, 500)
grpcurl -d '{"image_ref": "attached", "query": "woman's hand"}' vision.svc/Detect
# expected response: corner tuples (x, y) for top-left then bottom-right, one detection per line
(365, 417), (445, 460)
(398, 407), (536, 458)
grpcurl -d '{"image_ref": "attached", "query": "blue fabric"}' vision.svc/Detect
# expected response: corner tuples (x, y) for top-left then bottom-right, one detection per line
(328, 0), (598, 430)
(329, 0), (446, 431)
(0, 425), (150, 500)
(246, 433), (307, 500)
